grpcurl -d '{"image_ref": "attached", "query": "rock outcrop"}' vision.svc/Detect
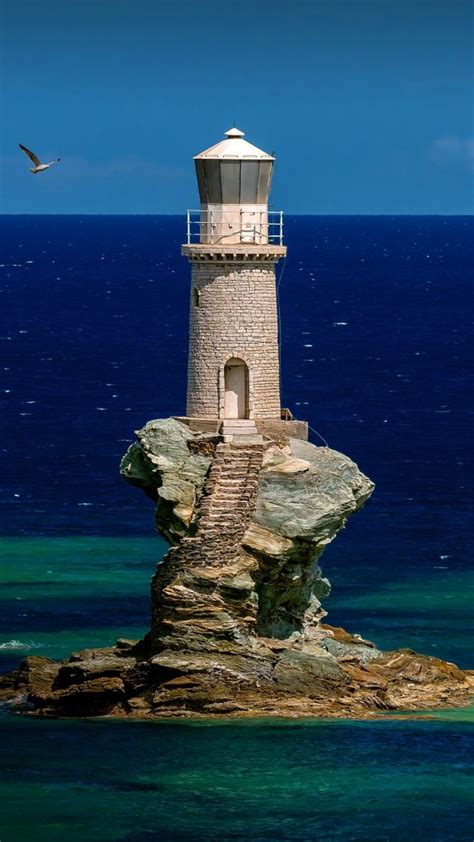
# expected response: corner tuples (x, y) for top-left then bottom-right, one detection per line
(2, 630), (472, 719)
(2, 418), (472, 719)
(120, 418), (374, 650)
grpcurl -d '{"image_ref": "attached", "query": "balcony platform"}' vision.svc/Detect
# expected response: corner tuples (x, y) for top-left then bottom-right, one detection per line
(181, 243), (287, 262)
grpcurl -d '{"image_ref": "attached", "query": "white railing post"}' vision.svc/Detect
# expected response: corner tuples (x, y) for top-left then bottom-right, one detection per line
(186, 210), (191, 244)
(280, 211), (283, 246)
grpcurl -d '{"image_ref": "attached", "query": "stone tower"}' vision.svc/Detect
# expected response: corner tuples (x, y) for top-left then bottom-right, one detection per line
(182, 128), (287, 429)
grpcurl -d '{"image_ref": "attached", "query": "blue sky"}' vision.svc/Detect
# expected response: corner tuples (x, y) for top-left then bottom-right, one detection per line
(1, 0), (473, 214)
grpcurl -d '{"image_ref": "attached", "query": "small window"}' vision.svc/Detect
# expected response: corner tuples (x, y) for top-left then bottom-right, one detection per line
(193, 287), (200, 307)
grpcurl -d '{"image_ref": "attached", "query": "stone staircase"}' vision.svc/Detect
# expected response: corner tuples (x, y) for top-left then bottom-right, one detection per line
(220, 419), (264, 444)
(197, 441), (264, 540)
(150, 441), (266, 649)
(179, 441), (265, 566)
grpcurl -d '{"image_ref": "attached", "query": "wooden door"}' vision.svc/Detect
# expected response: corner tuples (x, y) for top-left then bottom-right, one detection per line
(224, 360), (247, 418)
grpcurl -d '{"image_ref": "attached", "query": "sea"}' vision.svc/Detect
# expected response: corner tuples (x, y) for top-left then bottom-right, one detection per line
(0, 215), (473, 841)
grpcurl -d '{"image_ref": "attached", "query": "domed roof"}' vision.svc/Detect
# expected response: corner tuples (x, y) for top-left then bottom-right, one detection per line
(194, 128), (274, 161)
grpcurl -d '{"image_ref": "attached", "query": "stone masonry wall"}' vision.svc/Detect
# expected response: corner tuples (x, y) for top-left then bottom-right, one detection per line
(186, 259), (281, 419)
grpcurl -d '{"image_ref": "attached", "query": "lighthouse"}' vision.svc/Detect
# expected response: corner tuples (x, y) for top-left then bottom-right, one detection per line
(181, 128), (288, 438)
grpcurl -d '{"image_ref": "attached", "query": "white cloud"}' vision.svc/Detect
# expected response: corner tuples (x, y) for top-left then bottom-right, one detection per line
(431, 136), (474, 169)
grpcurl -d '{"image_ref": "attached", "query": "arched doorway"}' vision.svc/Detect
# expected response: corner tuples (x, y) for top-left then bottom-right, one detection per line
(224, 358), (248, 419)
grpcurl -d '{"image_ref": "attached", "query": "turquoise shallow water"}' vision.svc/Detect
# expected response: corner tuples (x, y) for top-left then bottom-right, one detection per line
(0, 537), (165, 671)
(1, 537), (473, 841)
(1, 713), (473, 842)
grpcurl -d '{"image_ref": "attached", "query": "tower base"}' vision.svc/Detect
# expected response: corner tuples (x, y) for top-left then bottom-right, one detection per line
(173, 416), (309, 442)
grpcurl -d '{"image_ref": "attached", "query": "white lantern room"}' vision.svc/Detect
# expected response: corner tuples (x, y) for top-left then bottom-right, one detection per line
(188, 128), (282, 246)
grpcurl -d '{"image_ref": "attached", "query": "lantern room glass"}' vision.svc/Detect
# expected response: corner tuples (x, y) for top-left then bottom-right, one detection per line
(220, 161), (241, 204)
(205, 161), (222, 204)
(194, 159), (274, 205)
(240, 161), (259, 203)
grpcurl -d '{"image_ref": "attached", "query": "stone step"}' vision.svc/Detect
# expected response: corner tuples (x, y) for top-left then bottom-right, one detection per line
(213, 486), (247, 493)
(219, 473), (249, 481)
(221, 419), (258, 428)
(221, 419), (258, 433)
(231, 434), (265, 444)
(202, 497), (241, 506)
(205, 502), (242, 511)
(211, 490), (247, 499)
(204, 505), (241, 515)
(203, 510), (241, 520)
(220, 460), (251, 468)
(209, 497), (244, 507)
(206, 510), (242, 519)
(200, 502), (241, 514)
(221, 453), (260, 462)
(204, 520), (242, 528)
(209, 502), (243, 508)
(200, 507), (240, 519)
(217, 472), (250, 480)
(206, 509), (242, 525)
(221, 430), (258, 439)
(206, 478), (246, 487)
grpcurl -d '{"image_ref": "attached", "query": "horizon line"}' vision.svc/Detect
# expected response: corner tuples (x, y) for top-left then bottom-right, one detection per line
(1, 212), (473, 218)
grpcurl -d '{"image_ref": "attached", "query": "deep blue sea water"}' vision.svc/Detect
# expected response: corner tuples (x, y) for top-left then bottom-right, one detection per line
(0, 215), (473, 840)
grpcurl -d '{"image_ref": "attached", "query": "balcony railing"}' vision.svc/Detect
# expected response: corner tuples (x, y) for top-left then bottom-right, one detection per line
(186, 209), (284, 246)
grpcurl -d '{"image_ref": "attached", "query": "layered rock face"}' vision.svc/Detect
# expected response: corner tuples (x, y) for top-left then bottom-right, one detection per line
(2, 418), (472, 718)
(119, 418), (373, 653)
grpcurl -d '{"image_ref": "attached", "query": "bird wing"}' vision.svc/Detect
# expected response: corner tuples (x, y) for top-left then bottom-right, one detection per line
(19, 144), (41, 166)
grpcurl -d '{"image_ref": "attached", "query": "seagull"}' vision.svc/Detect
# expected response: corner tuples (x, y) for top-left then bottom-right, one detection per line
(19, 143), (61, 174)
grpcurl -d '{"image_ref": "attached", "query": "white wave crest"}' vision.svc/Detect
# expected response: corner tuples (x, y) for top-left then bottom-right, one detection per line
(0, 639), (43, 650)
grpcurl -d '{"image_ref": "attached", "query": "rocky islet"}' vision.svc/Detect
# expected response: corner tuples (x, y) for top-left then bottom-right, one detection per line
(2, 418), (472, 718)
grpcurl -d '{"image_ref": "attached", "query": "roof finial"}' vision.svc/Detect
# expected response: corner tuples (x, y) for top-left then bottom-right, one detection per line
(225, 127), (245, 138)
